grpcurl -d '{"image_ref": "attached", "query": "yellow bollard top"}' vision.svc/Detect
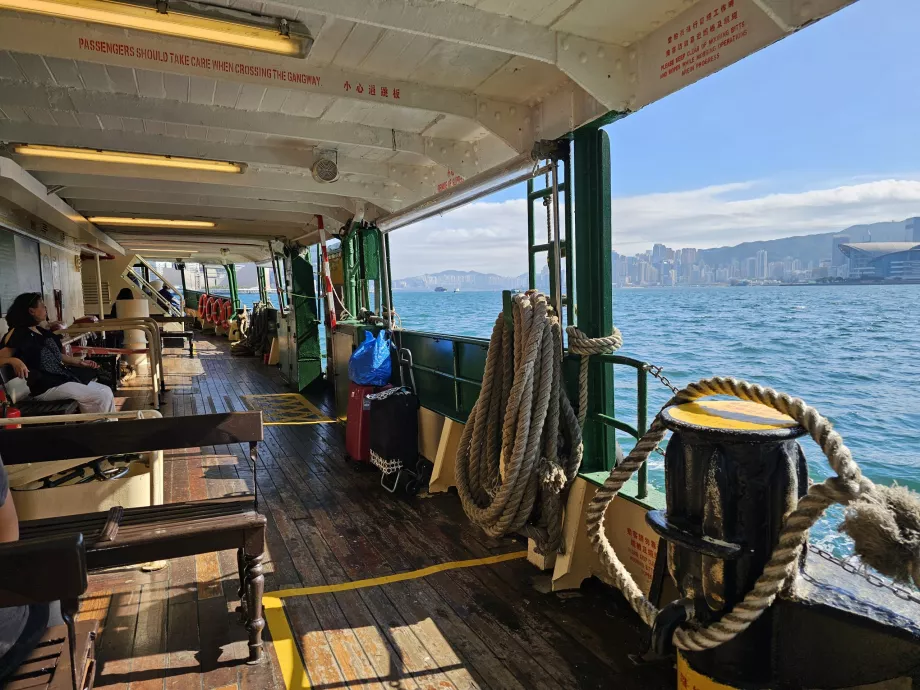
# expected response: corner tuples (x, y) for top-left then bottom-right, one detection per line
(663, 400), (799, 432)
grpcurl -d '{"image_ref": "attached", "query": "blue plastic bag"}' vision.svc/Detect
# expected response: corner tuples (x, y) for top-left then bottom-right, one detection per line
(348, 331), (392, 386)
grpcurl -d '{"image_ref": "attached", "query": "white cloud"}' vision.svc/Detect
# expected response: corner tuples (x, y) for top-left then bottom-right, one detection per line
(388, 178), (920, 277)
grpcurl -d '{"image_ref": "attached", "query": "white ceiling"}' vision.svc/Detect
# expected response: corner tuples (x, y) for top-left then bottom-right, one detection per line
(0, 0), (855, 263)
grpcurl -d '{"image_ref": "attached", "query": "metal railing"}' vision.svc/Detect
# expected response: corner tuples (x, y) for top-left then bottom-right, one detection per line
(133, 256), (185, 315)
(593, 353), (651, 499)
(122, 268), (182, 317)
(392, 329), (655, 501)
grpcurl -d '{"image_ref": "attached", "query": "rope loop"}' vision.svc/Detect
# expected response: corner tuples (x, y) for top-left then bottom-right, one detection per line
(586, 376), (920, 652)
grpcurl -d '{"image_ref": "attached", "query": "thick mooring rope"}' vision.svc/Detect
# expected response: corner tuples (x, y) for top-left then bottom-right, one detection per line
(585, 376), (920, 652)
(455, 291), (622, 554)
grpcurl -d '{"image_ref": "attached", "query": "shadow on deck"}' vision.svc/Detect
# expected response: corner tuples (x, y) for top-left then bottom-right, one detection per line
(81, 334), (672, 690)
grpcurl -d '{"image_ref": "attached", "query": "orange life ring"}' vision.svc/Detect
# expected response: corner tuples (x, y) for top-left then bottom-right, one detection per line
(197, 293), (208, 317)
(221, 300), (233, 329)
(207, 296), (221, 324)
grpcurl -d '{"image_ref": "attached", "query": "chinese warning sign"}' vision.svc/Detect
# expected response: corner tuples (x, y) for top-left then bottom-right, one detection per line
(625, 525), (658, 585)
(437, 170), (464, 193)
(659, 0), (747, 82)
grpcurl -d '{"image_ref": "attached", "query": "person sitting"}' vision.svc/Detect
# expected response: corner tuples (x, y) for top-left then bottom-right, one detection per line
(0, 451), (51, 684)
(0, 293), (115, 413)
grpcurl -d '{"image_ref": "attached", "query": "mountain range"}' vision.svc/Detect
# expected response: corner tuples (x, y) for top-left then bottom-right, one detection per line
(393, 217), (920, 287)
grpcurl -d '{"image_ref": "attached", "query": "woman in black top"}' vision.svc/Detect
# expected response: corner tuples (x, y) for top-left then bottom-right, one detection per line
(0, 293), (114, 413)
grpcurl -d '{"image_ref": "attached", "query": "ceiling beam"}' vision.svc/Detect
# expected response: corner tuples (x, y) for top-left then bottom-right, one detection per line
(63, 189), (353, 224)
(15, 156), (406, 211)
(272, 0), (635, 110)
(0, 11), (534, 150)
(73, 198), (342, 226)
(0, 121), (429, 194)
(0, 78), (501, 179)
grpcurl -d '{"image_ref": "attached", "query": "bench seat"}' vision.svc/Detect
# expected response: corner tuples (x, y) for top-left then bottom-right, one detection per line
(4, 621), (98, 690)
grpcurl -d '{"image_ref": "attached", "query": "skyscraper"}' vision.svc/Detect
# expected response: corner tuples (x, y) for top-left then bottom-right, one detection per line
(756, 249), (768, 279)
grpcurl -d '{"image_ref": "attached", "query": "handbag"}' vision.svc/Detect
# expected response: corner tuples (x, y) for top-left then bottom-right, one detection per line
(69, 365), (99, 385)
(3, 375), (30, 404)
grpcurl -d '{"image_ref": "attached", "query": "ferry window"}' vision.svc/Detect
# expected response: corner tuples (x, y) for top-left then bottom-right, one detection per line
(0, 227), (42, 317)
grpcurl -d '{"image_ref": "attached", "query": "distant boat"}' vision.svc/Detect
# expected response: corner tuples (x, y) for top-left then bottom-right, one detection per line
(434, 286), (446, 292)
(453, 288), (460, 293)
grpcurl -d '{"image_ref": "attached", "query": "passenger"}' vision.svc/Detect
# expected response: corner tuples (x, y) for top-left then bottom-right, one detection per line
(0, 293), (115, 413)
(0, 452), (50, 683)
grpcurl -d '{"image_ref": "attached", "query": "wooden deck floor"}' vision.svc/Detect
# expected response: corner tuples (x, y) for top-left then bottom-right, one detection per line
(81, 334), (672, 690)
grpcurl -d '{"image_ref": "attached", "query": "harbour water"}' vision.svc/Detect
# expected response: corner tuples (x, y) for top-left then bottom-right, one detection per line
(392, 285), (920, 553)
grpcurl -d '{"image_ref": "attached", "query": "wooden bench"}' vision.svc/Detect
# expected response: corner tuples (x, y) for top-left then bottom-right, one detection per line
(0, 411), (268, 663)
(0, 534), (96, 690)
(0, 366), (80, 417)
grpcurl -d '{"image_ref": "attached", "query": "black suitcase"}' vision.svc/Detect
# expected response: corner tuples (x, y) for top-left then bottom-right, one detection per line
(366, 348), (431, 495)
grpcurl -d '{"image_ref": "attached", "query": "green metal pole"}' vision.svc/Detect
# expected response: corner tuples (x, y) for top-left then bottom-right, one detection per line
(573, 125), (615, 472)
(637, 367), (648, 498)
(563, 155), (574, 327)
(225, 264), (240, 309)
(527, 178), (536, 289)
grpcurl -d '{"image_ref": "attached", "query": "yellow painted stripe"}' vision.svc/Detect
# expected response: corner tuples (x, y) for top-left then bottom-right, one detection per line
(264, 596), (312, 689)
(268, 550), (527, 599)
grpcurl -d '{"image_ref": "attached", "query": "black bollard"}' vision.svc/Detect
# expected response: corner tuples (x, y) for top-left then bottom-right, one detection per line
(647, 399), (808, 688)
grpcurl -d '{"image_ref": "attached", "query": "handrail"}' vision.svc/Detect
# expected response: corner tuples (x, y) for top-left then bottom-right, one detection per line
(593, 353), (650, 500)
(122, 268), (182, 317)
(134, 255), (185, 314)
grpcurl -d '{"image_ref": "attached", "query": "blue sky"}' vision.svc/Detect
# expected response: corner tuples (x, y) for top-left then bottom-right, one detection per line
(389, 0), (920, 278)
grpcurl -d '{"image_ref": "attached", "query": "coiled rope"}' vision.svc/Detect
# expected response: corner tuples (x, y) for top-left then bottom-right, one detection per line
(586, 376), (920, 652)
(455, 291), (622, 554)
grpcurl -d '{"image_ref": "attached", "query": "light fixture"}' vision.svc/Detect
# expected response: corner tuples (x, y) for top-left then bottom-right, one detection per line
(0, 0), (313, 57)
(132, 249), (199, 254)
(88, 217), (216, 228)
(15, 144), (243, 173)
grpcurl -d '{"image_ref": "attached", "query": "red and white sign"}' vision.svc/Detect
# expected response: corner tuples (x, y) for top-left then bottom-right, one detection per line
(636, 0), (784, 108)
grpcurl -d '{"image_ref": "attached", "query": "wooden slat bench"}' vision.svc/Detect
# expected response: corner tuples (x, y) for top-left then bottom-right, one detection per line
(0, 366), (79, 418)
(0, 411), (268, 664)
(0, 534), (95, 690)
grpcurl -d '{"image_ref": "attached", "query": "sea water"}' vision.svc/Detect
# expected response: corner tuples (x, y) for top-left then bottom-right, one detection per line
(393, 285), (920, 553)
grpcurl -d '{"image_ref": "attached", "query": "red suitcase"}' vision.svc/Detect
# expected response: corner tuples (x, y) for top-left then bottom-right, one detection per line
(345, 382), (380, 462)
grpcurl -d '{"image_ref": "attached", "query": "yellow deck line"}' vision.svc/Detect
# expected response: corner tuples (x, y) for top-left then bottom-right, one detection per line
(262, 551), (528, 690)
(268, 550), (527, 599)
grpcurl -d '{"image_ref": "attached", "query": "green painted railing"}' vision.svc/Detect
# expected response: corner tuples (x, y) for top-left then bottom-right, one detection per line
(393, 330), (654, 501)
(593, 353), (651, 500)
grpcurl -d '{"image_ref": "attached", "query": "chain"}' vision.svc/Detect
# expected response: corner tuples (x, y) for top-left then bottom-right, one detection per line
(645, 364), (680, 395)
(807, 544), (920, 605)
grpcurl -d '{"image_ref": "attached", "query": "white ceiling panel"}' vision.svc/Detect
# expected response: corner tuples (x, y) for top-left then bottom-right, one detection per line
(306, 18), (355, 67)
(553, 0), (688, 45)
(0, 52), (25, 81)
(259, 87), (290, 112)
(236, 84), (267, 111)
(24, 106), (56, 126)
(408, 43), (509, 92)
(105, 65), (137, 95)
(49, 110), (79, 128)
(422, 115), (488, 142)
(189, 76), (217, 106)
(331, 23), (384, 70)
(0, 105), (27, 121)
(76, 63), (111, 92)
(213, 81), (242, 108)
(43, 57), (83, 88)
(475, 56), (568, 104)
(97, 114), (124, 131)
(320, 99), (436, 133)
(358, 32), (438, 81)
(143, 119), (166, 136)
(11, 53), (54, 84)
(163, 73), (190, 102)
(134, 69), (166, 99)
(121, 117), (145, 133)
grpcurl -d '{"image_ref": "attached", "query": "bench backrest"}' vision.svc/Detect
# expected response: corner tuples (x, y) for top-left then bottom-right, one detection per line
(0, 411), (263, 465)
(0, 534), (87, 606)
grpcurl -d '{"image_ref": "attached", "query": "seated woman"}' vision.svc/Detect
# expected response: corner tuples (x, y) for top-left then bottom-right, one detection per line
(0, 293), (115, 413)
